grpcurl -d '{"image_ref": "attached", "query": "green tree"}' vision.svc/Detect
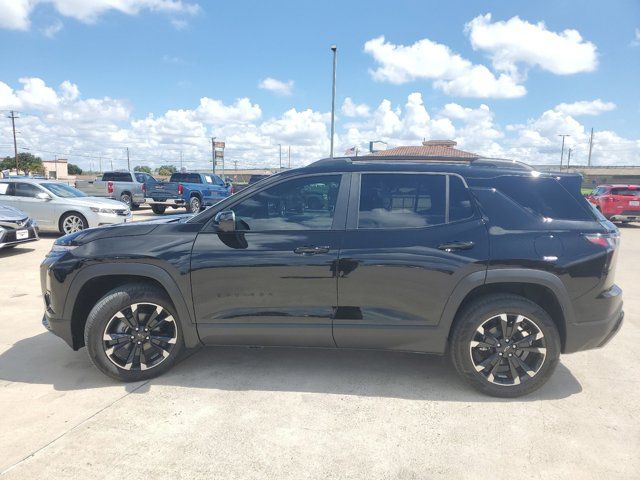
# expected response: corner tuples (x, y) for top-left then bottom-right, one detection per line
(157, 165), (177, 176)
(68, 163), (83, 175)
(1, 153), (44, 175)
(134, 165), (152, 174)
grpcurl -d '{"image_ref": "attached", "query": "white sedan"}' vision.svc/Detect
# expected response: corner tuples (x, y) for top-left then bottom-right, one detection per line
(0, 178), (131, 234)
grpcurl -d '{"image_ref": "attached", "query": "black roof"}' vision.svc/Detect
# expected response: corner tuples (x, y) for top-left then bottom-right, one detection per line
(290, 156), (564, 180)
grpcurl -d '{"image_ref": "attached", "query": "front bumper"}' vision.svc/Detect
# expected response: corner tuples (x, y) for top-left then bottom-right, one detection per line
(0, 225), (39, 249)
(90, 211), (132, 227)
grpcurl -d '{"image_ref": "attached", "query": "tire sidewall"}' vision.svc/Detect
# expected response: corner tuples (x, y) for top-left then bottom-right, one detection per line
(451, 295), (561, 398)
(120, 193), (132, 208)
(84, 285), (184, 382)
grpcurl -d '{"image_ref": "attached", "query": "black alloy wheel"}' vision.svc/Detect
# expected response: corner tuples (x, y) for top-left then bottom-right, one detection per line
(450, 294), (560, 397)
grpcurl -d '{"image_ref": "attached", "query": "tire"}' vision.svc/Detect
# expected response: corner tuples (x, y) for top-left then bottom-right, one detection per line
(131, 203), (140, 210)
(59, 212), (89, 234)
(450, 294), (561, 398)
(187, 195), (201, 214)
(120, 192), (133, 208)
(84, 283), (183, 382)
(151, 205), (166, 214)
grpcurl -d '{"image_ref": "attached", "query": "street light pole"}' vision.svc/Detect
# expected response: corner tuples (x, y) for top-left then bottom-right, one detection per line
(278, 143), (282, 169)
(558, 134), (570, 171)
(330, 44), (337, 158)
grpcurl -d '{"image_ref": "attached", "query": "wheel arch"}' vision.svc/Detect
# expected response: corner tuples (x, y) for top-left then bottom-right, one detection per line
(440, 269), (574, 352)
(64, 263), (200, 350)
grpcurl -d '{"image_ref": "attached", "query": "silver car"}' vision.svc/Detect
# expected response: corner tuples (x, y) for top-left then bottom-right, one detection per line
(0, 178), (132, 234)
(0, 204), (39, 249)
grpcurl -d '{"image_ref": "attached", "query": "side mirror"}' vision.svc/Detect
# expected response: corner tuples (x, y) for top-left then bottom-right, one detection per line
(36, 192), (51, 201)
(214, 210), (236, 233)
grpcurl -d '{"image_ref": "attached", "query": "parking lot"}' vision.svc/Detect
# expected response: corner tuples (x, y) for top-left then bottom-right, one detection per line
(1, 208), (639, 479)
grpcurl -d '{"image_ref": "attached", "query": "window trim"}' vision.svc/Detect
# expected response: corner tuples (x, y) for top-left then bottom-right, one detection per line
(205, 172), (350, 233)
(348, 171), (477, 231)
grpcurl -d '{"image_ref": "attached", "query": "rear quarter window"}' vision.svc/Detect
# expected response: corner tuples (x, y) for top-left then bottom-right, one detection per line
(471, 176), (593, 221)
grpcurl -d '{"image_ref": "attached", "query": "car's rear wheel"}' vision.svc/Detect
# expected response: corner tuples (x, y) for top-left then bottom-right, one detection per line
(151, 205), (166, 214)
(187, 196), (201, 214)
(84, 283), (183, 381)
(450, 294), (560, 397)
(120, 192), (133, 208)
(59, 212), (88, 234)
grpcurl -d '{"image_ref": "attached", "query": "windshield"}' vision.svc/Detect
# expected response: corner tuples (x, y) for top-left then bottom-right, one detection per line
(41, 182), (87, 198)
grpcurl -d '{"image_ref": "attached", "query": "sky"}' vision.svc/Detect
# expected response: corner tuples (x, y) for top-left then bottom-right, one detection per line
(0, 0), (639, 171)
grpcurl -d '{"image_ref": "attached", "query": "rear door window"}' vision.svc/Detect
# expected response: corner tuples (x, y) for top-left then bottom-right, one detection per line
(170, 173), (201, 183)
(358, 174), (446, 228)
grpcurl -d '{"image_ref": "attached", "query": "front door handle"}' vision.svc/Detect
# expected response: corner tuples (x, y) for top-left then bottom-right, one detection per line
(294, 246), (330, 255)
(438, 241), (475, 252)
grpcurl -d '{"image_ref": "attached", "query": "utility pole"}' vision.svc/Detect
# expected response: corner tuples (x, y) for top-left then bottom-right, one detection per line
(288, 145), (291, 168)
(567, 148), (572, 170)
(211, 137), (216, 173)
(126, 147), (130, 171)
(558, 134), (570, 171)
(278, 143), (282, 169)
(8, 111), (19, 172)
(110, 157), (114, 170)
(330, 45), (337, 158)
(180, 150), (183, 170)
(587, 128), (594, 167)
(99, 156), (102, 173)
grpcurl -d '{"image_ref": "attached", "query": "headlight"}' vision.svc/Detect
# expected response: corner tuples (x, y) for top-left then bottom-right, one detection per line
(47, 244), (78, 255)
(90, 207), (117, 214)
(46, 230), (82, 257)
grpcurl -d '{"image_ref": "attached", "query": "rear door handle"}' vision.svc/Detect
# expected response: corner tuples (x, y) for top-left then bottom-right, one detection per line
(294, 246), (330, 255)
(438, 241), (475, 252)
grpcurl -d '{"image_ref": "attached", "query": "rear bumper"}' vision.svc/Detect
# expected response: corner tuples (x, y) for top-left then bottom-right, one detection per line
(145, 197), (185, 206)
(609, 214), (640, 222)
(564, 285), (624, 353)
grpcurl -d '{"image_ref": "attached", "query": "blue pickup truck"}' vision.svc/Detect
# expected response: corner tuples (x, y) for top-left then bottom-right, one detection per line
(145, 172), (233, 214)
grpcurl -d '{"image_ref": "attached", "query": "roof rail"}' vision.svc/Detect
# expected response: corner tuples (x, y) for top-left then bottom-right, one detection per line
(472, 157), (533, 171)
(309, 155), (533, 171)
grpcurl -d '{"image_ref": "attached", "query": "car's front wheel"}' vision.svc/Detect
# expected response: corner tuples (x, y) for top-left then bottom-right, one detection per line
(450, 294), (560, 397)
(59, 212), (89, 234)
(84, 283), (183, 381)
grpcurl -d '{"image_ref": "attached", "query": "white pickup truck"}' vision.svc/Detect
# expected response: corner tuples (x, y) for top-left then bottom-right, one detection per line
(75, 171), (158, 209)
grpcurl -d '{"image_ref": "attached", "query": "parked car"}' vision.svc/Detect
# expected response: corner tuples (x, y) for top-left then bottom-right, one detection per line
(586, 184), (640, 224)
(40, 157), (623, 397)
(75, 171), (158, 209)
(0, 203), (39, 249)
(0, 178), (131, 234)
(145, 172), (233, 214)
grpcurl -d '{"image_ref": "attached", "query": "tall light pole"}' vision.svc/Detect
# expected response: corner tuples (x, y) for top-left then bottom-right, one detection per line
(330, 44), (337, 158)
(278, 143), (282, 169)
(558, 134), (570, 170)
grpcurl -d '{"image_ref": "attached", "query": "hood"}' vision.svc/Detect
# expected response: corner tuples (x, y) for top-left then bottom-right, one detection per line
(59, 196), (128, 209)
(64, 213), (192, 244)
(0, 203), (29, 221)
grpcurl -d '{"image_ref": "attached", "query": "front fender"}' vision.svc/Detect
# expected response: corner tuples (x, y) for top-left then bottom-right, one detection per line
(63, 262), (201, 348)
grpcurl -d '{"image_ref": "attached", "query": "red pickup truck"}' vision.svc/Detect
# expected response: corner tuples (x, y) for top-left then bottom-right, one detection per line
(587, 184), (640, 223)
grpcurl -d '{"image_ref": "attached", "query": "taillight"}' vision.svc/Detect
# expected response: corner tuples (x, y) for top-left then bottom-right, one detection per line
(584, 232), (620, 249)
(107, 181), (113, 194)
(178, 183), (183, 195)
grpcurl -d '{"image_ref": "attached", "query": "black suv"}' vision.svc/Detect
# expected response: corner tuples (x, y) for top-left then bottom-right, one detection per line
(40, 157), (623, 397)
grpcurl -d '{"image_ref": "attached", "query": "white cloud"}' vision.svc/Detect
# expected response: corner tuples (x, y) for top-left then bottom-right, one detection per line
(466, 14), (598, 75)
(631, 28), (640, 47)
(341, 97), (370, 117)
(363, 35), (525, 98)
(258, 77), (294, 96)
(0, 0), (200, 31)
(554, 99), (616, 116)
(1, 78), (638, 170)
(42, 19), (63, 38)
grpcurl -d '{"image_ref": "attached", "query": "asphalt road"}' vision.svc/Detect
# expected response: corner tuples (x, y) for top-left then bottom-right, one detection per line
(1, 209), (638, 479)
